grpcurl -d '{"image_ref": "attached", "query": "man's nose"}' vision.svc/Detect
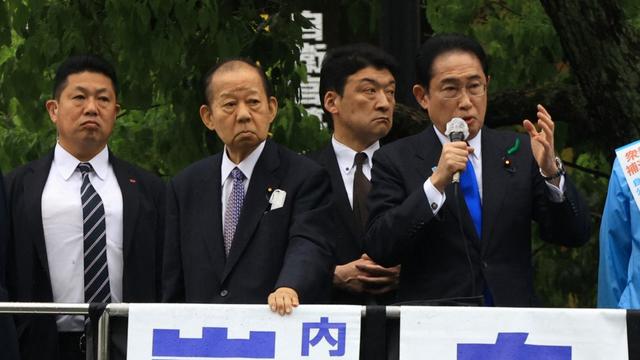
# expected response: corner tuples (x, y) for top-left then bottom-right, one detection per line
(375, 91), (392, 111)
(84, 97), (98, 115)
(236, 102), (251, 122)
(458, 90), (473, 109)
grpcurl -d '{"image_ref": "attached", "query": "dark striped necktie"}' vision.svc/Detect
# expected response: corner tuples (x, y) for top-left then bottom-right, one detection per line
(78, 162), (111, 304)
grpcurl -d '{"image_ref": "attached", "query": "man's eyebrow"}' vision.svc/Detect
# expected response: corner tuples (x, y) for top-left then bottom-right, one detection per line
(72, 86), (111, 94)
(357, 78), (396, 87)
(439, 74), (483, 84)
(218, 86), (261, 98)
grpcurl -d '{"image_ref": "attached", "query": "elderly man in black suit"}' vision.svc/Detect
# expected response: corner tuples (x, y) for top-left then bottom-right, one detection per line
(162, 59), (334, 315)
(366, 33), (590, 307)
(5, 55), (165, 360)
(310, 44), (401, 305)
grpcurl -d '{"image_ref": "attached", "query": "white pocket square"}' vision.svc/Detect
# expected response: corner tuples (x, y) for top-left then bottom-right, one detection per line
(268, 189), (286, 210)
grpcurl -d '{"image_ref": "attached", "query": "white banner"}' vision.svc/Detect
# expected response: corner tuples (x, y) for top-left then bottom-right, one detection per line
(616, 140), (640, 212)
(127, 304), (361, 360)
(400, 307), (628, 360)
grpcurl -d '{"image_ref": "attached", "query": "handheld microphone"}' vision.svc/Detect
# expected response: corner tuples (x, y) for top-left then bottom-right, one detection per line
(444, 117), (470, 183)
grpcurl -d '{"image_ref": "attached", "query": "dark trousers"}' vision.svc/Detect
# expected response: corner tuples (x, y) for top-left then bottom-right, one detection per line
(58, 332), (85, 360)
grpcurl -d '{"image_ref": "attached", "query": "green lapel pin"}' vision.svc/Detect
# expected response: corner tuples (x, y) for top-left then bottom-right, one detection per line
(507, 138), (520, 155)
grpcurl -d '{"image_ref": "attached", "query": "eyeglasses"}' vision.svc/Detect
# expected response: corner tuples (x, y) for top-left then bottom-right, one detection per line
(437, 82), (486, 99)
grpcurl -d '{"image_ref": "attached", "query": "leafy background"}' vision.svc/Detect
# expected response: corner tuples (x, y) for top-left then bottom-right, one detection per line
(2, 0), (638, 307)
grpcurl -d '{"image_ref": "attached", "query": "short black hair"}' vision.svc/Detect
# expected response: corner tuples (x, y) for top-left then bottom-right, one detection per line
(52, 55), (119, 99)
(319, 43), (398, 127)
(201, 58), (273, 106)
(415, 33), (489, 88)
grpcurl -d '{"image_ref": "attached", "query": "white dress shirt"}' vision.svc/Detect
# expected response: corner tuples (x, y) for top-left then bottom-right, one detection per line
(42, 143), (123, 331)
(332, 136), (380, 208)
(424, 126), (565, 215)
(220, 141), (266, 222)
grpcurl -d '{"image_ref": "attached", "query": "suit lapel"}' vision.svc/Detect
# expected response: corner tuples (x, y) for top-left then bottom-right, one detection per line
(222, 141), (280, 281)
(413, 127), (441, 182)
(324, 145), (361, 242)
(110, 153), (140, 261)
(199, 155), (226, 278)
(480, 128), (509, 248)
(24, 152), (55, 277)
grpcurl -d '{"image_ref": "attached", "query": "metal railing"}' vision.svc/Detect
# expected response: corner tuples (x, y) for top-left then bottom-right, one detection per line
(0, 302), (403, 360)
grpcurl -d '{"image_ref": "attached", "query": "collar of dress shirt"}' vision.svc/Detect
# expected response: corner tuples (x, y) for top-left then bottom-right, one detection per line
(332, 136), (380, 175)
(433, 125), (482, 163)
(220, 140), (266, 185)
(54, 142), (110, 181)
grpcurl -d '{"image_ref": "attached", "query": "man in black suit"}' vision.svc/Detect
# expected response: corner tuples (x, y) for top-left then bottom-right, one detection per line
(366, 34), (590, 306)
(0, 169), (19, 360)
(162, 59), (334, 315)
(310, 44), (400, 305)
(5, 55), (165, 360)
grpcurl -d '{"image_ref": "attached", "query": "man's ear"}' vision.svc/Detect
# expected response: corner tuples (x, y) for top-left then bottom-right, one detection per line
(412, 84), (429, 111)
(323, 91), (340, 115)
(199, 104), (215, 131)
(45, 100), (59, 124)
(267, 96), (278, 125)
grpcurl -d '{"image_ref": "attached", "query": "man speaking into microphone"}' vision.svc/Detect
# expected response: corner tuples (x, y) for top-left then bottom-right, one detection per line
(365, 34), (590, 307)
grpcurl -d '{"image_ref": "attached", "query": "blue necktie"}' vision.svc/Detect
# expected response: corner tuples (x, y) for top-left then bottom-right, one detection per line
(223, 167), (245, 257)
(460, 159), (482, 238)
(460, 160), (493, 305)
(78, 163), (111, 304)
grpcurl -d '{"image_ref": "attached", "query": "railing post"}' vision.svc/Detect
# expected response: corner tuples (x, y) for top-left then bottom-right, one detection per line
(97, 306), (111, 360)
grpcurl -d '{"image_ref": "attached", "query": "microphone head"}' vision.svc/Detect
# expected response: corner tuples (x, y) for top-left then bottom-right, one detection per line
(444, 117), (469, 141)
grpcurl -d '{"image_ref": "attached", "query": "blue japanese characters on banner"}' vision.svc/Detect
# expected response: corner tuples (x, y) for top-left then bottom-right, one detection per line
(301, 317), (346, 357)
(400, 307), (627, 360)
(127, 304), (361, 360)
(457, 333), (571, 360)
(152, 327), (276, 359)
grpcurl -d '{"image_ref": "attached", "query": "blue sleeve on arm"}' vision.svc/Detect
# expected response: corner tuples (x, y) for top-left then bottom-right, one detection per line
(598, 158), (640, 308)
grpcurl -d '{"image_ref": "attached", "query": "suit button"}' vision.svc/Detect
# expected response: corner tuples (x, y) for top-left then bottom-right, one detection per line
(220, 289), (229, 297)
(482, 261), (488, 269)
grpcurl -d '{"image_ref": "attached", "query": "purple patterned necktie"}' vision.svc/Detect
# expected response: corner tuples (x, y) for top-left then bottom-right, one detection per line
(78, 162), (111, 304)
(223, 167), (245, 257)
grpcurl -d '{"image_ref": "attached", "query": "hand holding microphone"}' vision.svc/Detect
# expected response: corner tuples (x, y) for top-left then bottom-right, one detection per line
(430, 118), (473, 192)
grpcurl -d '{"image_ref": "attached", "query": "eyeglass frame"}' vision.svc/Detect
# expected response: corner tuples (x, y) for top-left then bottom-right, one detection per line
(434, 80), (487, 100)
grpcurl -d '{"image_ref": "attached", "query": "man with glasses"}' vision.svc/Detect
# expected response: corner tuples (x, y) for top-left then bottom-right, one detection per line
(365, 33), (590, 307)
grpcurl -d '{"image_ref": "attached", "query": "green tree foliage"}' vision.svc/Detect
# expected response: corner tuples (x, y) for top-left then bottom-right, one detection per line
(0, 0), (329, 175)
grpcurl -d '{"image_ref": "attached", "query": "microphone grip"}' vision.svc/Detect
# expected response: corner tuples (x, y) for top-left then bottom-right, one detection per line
(452, 171), (461, 183)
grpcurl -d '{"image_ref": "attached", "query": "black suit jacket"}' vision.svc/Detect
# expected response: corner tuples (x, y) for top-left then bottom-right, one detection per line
(163, 140), (335, 304)
(309, 144), (396, 305)
(5, 150), (165, 360)
(0, 169), (19, 360)
(366, 126), (590, 306)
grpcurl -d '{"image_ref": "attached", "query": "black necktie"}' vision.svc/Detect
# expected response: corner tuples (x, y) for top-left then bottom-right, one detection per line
(352, 152), (371, 231)
(78, 163), (111, 304)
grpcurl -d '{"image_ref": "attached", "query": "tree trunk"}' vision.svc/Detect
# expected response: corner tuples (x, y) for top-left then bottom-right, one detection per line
(540, 0), (640, 151)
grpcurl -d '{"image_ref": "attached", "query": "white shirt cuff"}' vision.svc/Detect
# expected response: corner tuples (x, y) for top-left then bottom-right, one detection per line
(545, 175), (565, 203)
(424, 177), (446, 215)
